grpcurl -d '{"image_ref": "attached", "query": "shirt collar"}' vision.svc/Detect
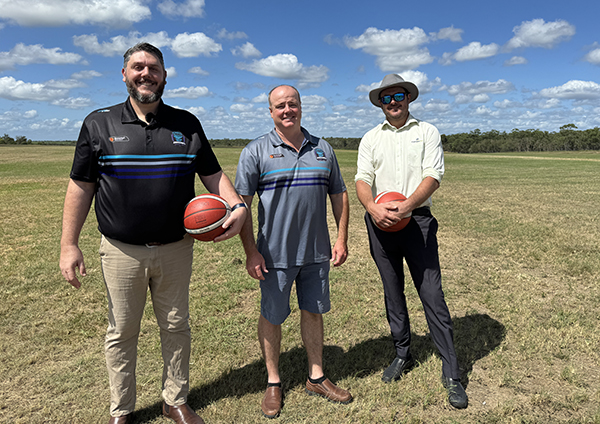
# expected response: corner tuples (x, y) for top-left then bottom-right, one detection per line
(382, 114), (418, 131)
(121, 98), (166, 124)
(268, 127), (316, 147)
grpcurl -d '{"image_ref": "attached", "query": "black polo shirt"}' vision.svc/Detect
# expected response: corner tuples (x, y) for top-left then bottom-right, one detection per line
(70, 98), (222, 245)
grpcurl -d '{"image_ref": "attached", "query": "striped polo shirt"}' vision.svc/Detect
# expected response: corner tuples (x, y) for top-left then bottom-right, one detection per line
(235, 128), (347, 268)
(70, 99), (221, 245)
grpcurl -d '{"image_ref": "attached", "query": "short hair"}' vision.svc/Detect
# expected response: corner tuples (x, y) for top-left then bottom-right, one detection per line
(123, 43), (165, 69)
(268, 85), (301, 107)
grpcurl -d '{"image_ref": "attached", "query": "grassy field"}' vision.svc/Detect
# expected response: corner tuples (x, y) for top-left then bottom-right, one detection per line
(1, 145), (599, 423)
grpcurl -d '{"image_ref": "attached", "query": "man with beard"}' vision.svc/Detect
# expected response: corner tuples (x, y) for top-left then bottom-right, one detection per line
(59, 43), (247, 424)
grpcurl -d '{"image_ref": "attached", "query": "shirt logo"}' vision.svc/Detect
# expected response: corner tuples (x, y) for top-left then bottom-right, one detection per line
(109, 136), (129, 143)
(97, 109), (110, 113)
(314, 148), (327, 161)
(171, 131), (186, 145)
(411, 138), (421, 143)
(270, 153), (284, 159)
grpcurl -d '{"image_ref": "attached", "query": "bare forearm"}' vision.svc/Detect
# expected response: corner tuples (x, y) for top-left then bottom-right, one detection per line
(61, 179), (95, 247)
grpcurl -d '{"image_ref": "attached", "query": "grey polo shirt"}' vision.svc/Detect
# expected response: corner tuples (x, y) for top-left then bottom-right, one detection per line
(235, 128), (347, 268)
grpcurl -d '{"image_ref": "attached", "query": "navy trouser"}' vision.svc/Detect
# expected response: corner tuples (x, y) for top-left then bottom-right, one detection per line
(365, 210), (460, 379)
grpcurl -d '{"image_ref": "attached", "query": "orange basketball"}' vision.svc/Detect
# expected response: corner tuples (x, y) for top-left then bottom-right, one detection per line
(374, 191), (411, 232)
(183, 194), (231, 241)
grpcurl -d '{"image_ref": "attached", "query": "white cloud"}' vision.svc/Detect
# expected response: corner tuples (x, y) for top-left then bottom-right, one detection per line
(493, 99), (522, 108)
(236, 54), (329, 86)
(165, 67), (177, 77)
(0, 76), (68, 101)
(583, 46), (600, 65)
(158, 0), (205, 18)
(434, 26), (463, 42)
(188, 66), (209, 76)
(230, 103), (250, 113)
(186, 106), (206, 116)
(538, 80), (600, 100)
(423, 99), (451, 113)
(504, 56), (528, 66)
(252, 93), (268, 104)
(0, 0), (151, 27)
(45, 79), (86, 89)
(453, 42), (500, 62)
(73, 32), (172, 57)
(344, 27), (434, 71)
(163, 86), (210, 99)
(171, 32), (222, 57)
(0, 109), (37, 121)
(217, 28), (248, 40)
(74, 31), (222, 60)
(473, 94), (491, 103)
(444, 79), (515, 97)
(231, 42), (261, 58)
(51, 97), (93, 109)
(505, 19), (575, 51)
(0, 43), (85, 71)
(71, 70), (102, 79)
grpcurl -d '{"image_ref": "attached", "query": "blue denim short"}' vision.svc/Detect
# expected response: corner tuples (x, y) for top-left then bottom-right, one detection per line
(260, 261), (331, 325)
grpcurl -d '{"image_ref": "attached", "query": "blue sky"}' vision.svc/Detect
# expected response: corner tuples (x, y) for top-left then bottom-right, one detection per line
(1, 0), (600, 141)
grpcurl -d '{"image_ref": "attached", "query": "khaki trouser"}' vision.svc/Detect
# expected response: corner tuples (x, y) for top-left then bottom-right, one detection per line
(99, 235), (194, 416)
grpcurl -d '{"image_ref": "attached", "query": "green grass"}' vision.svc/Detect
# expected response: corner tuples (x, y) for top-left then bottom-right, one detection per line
(1, 145), (599, 423)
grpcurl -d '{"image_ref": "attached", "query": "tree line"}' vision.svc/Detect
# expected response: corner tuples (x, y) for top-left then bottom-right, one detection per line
(3, 124), (600, 152)
(441, 124), (600, 153)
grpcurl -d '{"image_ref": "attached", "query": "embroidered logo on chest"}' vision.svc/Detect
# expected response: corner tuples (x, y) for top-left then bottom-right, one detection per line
(270, 153), (284, 159)
(314, 148), (327, 161)
(171, 131), (186, 145)
(109, 136), (129, 143)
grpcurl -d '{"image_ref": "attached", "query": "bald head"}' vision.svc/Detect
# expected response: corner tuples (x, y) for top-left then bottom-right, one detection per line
(268, 85), (301, 107)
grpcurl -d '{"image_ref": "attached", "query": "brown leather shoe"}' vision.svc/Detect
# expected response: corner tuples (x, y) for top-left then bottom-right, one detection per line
(108, 414), (133, 424)
(305, 378), (353, 404)
(261, 386), (283, 418)
(162, 403), (205, 424)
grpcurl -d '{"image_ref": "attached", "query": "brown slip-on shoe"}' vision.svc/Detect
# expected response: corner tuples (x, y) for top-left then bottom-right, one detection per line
(108, 414), (133, 424)
(261, 386), (283, 418)
(305, 378), (353, 404)
(162, 402), (205, 424)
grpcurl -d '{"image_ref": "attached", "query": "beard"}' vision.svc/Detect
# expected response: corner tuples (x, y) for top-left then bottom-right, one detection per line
(125, 76), (166, 104)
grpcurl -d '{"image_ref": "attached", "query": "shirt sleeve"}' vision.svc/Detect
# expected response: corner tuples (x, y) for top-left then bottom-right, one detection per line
(326, 145), (347, 195)
(354, 131), (375, 187)
(421, 122), (445, 182)
(234, 142), (260, 196)
(70, 117), (99, 183)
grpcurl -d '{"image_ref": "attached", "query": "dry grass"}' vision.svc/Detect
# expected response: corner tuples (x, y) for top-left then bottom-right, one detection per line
(1, 145), (599, 423)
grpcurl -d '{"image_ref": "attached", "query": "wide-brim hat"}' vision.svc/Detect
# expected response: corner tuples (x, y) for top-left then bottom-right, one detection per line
(369, 74), (419, 107)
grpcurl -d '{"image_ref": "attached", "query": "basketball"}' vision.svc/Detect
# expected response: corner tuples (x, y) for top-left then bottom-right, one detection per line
(183, 194), (231, 241)
(373, 191), (411, 232)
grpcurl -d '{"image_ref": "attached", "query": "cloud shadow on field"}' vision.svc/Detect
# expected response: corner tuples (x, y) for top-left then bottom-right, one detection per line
(132, 313), (504, 422)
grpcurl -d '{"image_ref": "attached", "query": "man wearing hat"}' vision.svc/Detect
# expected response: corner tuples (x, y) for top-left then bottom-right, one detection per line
(355, 74), (468, 409)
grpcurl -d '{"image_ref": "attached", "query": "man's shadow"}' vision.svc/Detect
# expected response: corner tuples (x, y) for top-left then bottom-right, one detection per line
(133, 313), (504, 422)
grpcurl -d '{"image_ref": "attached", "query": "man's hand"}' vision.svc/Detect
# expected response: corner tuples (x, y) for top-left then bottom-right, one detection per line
(331, 239), (348, 267)
(60, 245), (86, 289)
(245, 249), (268, 280)
(213, 206), (247, 242)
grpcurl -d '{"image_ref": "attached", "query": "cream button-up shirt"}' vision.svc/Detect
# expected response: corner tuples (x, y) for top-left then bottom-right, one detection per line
(355, 114), (445, 208)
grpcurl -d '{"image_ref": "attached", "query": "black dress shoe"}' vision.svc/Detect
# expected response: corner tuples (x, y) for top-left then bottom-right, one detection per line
(441, 376), (468, 409)
(382, 356), (415, 383)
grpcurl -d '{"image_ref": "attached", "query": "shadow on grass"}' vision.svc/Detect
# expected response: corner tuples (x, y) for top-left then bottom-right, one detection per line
(132, 313), (503, 422)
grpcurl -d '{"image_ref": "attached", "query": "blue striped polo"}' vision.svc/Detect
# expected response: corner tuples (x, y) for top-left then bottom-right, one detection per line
(70, 99), (221, 245)
(235, 128), (347, 268)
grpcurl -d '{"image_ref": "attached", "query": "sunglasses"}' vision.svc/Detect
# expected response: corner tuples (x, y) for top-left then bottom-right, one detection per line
(379, 92), (406, 104)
